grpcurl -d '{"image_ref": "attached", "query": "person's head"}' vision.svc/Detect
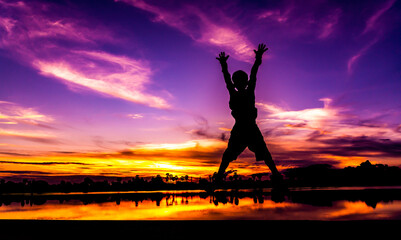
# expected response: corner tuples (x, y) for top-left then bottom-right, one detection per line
(232, 70), (248, 90)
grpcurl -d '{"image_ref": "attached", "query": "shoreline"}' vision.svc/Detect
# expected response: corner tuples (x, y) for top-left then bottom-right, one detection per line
(2, 185), (401, 196)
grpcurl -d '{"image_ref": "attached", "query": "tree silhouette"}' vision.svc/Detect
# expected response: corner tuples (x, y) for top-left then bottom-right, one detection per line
(165, 173), (171, 183)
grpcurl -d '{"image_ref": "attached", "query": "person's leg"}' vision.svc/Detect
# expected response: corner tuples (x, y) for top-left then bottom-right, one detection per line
(261, 151), (286, 188)
(249, 125), (280, 176)
(263, 151), (280, 176)
(250, 125), (287, 189)
(217, 151), (232, 178)
(216, 130), (246, 181)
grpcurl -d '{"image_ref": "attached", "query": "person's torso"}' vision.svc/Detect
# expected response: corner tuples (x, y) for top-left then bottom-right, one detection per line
(229, 88), (257, 122)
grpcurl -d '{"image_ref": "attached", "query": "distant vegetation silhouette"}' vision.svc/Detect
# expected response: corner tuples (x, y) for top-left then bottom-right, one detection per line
(1, 161), (401, 195)
(285, 160), (401, 187)
(1, 161), (401, 208)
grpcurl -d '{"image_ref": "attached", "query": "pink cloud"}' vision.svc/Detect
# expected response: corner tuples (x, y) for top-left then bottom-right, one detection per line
(362, 0), (396, 35)
(0, 100), (60, 147)
(255, 98), (401, 166)
(257, 2), (342, 41)
(0, 101), (53, 125)
(0, 128), (56, 142)
(258, 9), (291, 23)
(318, 9), (342, 39)
(0, 1), (113, 50)
(34, 51), (170, 108)
(347, 37), (380, 74)
(0, 0), (170, 109)
(258, 98), (392, 137)
(348, 0), (396, 74)
(119, 0), (254, 62)
(257, 98), (340, 130)
(258, 98), (399, 142)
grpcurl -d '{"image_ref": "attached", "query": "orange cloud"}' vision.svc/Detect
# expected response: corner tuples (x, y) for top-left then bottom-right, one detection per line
(0, 137), (279, 180)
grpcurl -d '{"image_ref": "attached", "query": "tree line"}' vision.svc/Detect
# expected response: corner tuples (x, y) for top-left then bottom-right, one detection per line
(1, 160), (401, 193)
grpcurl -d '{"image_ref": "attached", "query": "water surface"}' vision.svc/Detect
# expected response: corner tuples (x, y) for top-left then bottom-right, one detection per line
(2, 187), (401, 220)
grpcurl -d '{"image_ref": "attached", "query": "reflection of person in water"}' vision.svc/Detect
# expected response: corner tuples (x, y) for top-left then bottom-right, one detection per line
(216, 43), (282, 185)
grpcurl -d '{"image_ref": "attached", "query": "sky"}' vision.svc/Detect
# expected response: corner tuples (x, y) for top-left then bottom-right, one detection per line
(0, 0), (400, 182)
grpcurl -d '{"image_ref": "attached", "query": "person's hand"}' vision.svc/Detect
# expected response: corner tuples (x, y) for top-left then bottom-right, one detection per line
(216, 52), (229, 63)
(254, 43), (268, 58)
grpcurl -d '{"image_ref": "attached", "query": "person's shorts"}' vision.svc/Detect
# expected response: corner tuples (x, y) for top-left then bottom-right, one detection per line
(223, 123), (272, 162)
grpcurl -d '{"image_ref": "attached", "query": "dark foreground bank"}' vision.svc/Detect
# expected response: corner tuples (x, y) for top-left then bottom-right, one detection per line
(1, 220), (400, 239)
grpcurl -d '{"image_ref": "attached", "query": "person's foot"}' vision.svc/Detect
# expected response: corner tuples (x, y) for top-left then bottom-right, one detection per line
(213, 173), (225, 187)
(270, 173), (286, 189)
(204, 183), (215, 193)
(271, 187), (286, 202)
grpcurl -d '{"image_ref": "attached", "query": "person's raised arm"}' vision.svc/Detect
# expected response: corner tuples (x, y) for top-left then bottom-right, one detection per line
(249, 43), (268, 91)
(216, 52), (234, 93)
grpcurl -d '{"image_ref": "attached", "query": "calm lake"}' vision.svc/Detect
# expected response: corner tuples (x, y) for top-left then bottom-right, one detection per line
(2, 187), (401, 220)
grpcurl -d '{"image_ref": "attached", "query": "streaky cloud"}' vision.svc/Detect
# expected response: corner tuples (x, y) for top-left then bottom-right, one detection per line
(0, 170), (50, 175)
(0, 100), (54, 127)
(257, 2), (342, 40)
(347, 37), (380, 74)
(314, 135), (401, 158)
(0, 160), (91, 165)
(348, 0), (396, 74)
(0, 128), (60, 144)
(119, 0), (254, 62)
(34, 50), (170, 109)
(318, 8), (342, 39)
(362, 0), (397, 35)
(0, 152), (31, 156)
(0, 0), (171, 109)
(256, 97), (401, 166)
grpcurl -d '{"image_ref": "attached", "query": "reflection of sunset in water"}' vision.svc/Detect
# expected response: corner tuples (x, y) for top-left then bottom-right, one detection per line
(1, 193), (401, 220)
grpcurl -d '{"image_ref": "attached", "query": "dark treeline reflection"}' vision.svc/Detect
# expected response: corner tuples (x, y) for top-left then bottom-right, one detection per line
(1, 188), (401, 210)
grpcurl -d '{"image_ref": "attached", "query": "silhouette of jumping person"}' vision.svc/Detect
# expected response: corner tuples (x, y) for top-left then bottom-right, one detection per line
(216, 43), (282, 185)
